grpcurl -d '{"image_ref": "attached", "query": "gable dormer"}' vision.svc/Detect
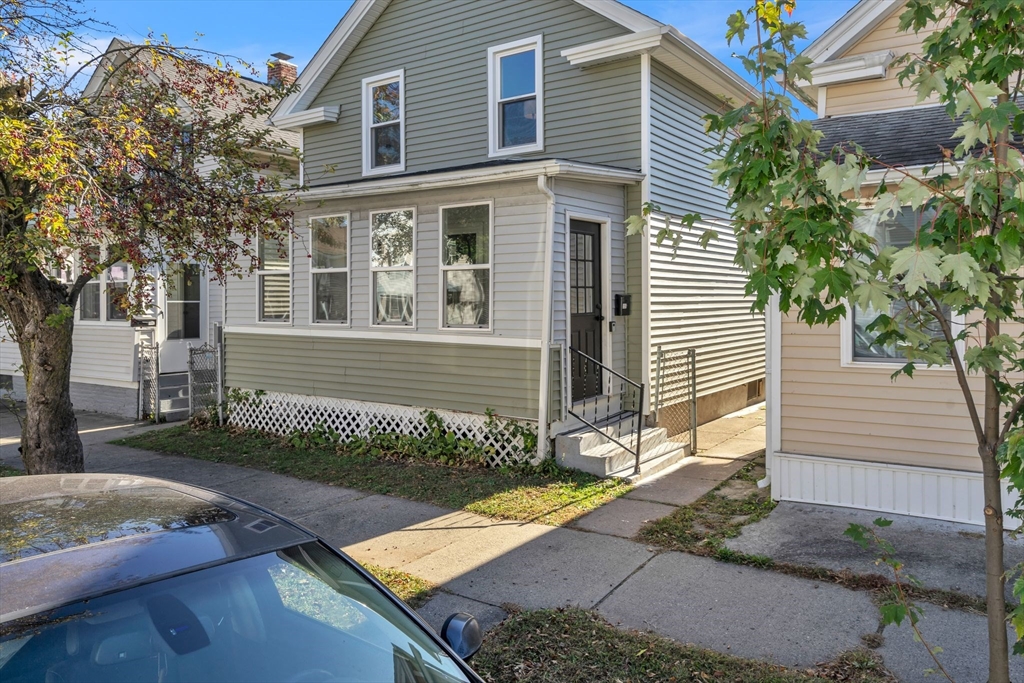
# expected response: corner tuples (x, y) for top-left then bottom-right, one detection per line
(798, 0), (941, 118)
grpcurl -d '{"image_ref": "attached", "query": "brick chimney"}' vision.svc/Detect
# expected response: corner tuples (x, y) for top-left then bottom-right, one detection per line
(267, 52), (296, 87)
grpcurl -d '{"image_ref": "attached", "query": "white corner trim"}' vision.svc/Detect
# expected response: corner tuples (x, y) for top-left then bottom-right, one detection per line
(797, 50), (895, 89)
(816, 86), (827, 118)
(223, 325), (542, 348)
(537, 175), (556, 460)
(802, 0), (902, 64)
(773, 451), (1019, 529)
(288, 161), (643, 202)
(271, 106), (341, 131)
(640, 52), (653, 398)
(764, 293), (782, 489)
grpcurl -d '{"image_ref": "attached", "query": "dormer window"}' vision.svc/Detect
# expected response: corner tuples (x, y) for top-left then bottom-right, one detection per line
(488, 36), (544, 157)
(362, 70), (405, 176)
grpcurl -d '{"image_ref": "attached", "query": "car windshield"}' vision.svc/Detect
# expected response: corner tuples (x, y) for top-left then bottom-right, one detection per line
(0, 541), (470, 683)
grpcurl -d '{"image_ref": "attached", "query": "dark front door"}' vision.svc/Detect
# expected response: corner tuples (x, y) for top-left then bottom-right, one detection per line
(570, 220), (603, 402)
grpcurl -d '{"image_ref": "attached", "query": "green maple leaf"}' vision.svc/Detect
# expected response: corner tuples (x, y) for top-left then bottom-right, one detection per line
(853, 279), (894, 313)
(896, 179), (932, 210)
(890, 245), (943, 294)
(940, 251), (981, 293)
(775, 244), (797, 267)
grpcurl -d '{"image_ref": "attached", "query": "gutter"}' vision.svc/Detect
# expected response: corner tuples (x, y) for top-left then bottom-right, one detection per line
(536, 174), (556, 463)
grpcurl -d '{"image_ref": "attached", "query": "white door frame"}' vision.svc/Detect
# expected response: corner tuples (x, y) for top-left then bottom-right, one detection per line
(157, 264), (209, 374)
(564, 210), (614, 401)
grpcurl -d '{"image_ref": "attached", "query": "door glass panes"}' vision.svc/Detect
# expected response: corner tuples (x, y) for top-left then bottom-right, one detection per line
(570, 232), (595, 315)
(498, 49), (537, 148)
(166, 264), (201, 340)
(370, 80), (401, 168)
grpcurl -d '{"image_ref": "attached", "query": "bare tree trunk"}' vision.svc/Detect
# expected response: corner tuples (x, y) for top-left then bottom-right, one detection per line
(3, 269), (84, 474)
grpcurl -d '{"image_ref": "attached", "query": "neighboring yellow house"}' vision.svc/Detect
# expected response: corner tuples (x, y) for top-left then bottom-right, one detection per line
(766, 0), (1014, 526)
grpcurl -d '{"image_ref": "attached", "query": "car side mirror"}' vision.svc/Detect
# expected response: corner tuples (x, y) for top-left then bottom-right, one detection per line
(440, 612), (482, 660)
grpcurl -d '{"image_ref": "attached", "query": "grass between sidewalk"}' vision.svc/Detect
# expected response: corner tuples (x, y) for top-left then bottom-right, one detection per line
(637, 463), (988, 615)
(0, 464), (24, 477)
(366, 565), (435, 608)
(114, 426), (630, 526)
(472, 607), (895, 683)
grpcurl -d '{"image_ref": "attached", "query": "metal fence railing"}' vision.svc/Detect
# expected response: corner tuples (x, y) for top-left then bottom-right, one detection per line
(652, 346), (697, 450)
(188, 342), (222, 425)
(138, 341), (160, 422)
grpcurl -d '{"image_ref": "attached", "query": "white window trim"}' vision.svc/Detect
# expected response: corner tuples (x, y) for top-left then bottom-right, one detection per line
(488, 35), (544, 158)
(369, 207), (416, 329)
(308, 213), (352, 327)
(362, 69), (406, 177)
(438, 201), (494, 333)
(839, 300), (965, 372)
(256, 233), (292, 325)
(76, 247), (131, 327)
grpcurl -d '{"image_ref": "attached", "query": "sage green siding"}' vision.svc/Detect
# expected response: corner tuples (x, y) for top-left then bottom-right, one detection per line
(225, 333), (540, 419)
(647, 60), (765, 399)
(305, 0), (641, 186)
(625, 185), (643, 384)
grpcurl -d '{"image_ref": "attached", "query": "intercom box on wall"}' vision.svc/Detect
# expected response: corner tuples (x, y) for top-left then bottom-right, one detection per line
(614, 294), (632, 316)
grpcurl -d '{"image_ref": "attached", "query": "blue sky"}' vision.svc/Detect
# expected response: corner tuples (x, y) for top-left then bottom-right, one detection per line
(85, 0), (857, 88)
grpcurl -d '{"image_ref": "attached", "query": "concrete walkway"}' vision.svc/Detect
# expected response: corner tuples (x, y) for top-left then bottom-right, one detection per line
(2, 407), (1015, 681)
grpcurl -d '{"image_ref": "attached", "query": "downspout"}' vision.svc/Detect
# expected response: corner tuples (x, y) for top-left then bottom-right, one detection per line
(760, 293), (781, 490)
(537, 174), (556, 462)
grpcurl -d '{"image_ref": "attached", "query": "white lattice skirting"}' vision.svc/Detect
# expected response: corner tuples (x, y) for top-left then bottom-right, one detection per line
(228, 390), (535, 467)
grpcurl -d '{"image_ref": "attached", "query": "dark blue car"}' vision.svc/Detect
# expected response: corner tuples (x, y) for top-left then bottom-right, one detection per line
(0, 474), (484, 683)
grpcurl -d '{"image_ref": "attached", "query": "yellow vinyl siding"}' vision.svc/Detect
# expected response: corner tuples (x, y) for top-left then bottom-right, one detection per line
(779, 315), (982, 473)
(824, 9), (938, 117)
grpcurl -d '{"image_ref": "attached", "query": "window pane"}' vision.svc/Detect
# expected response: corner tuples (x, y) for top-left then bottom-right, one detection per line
(372, 123), (402, 168)
(314, 271), (348, 323)
(442, 205), (490, 266)
(500, 49), (535, 99)
(167, 264), (201, 301)
(106, 282), (129, 320)
(259, 236), (289, 271)
(260, 273), (290, 321)
(372, 80), (400, 123)
(166, 302), (201, 340)
(371, 211), (414, 268)
(312, 216), (348, 269)
(445, 269), (489, 328)
(107, 261), (129, 283)
(80, 281), (100, 320)
(374, 271), (413, 325)
(853, 206), (936, 251)
(501, 98), (537, 148)
(852, 300), (949, 361)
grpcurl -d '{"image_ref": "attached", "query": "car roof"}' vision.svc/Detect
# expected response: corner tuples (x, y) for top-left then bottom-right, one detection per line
(0, 474), (315, 623)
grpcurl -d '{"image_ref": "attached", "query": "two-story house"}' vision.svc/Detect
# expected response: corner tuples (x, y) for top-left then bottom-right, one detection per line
(765, 0), (1018, 525)
(0, 42), (299, 421)
(221, 0), (766, 476)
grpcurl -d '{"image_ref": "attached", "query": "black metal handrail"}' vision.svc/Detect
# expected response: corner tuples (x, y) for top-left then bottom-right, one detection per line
(567, 346), (646, 475)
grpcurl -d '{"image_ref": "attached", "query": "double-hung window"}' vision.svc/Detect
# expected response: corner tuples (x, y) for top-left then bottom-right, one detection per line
(847, 205), (952, 363)
(310, 214), (349, 324)
(370, 209), (414, 326)
(440, 203), (492, 329)
(77, 246), (129, 323)
(362, 70), (405, 176)
(488, 36), (543, 157)
(258, 235), (291, 323)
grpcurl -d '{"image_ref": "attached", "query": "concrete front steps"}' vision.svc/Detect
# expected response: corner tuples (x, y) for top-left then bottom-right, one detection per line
(554, 413), (691, 483)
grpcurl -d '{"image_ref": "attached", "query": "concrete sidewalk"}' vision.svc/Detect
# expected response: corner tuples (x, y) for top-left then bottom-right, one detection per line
(2, 408), (1016, 681)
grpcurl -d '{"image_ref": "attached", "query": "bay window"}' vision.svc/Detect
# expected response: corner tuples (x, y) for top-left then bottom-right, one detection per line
(488, 36), (543, 156)
(362, 70), (404, 175)
(440, 203), (491, 329)
(370, 209), (414, 326)
(311, 214), (349, 324)
(258, 235), (290, 322)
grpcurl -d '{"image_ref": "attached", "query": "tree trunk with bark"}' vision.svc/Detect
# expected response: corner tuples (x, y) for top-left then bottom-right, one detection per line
(3, 267), (84, 474)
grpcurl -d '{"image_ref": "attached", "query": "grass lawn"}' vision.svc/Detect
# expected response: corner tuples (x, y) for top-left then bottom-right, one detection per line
(366, 564), (434, 608)
(472, 607), (895, 683)
(114, 426), (630, 526)
(0, 464), (24, 477)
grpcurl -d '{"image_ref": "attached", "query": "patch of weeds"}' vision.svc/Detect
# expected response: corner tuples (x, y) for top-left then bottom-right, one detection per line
(0, 464), (25, 477)
(365, 565), (434, 608)
(114, 425), (630, 527)
(637, 464), (989, 615)
(472, 607), (896, 683)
